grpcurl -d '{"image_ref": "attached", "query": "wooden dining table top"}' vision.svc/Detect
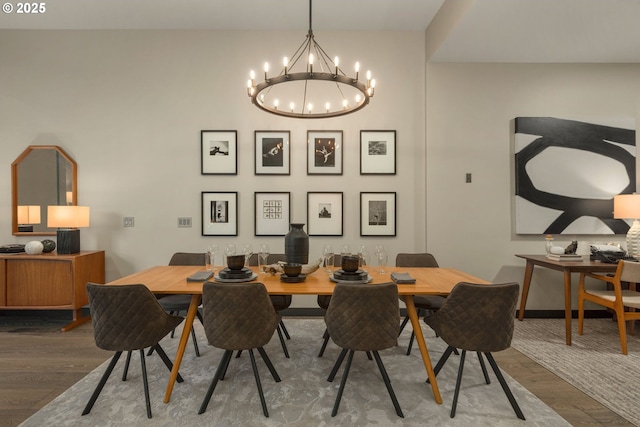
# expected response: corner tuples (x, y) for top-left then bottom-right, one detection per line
(106, 265), (489, 295)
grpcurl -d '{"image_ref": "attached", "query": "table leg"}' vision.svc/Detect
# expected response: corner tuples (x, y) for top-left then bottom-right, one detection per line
(518, 260), (534, 321)
(405, 295), (442, 404)
(163, 293), (201, 403)
(563, 270), (572, 346)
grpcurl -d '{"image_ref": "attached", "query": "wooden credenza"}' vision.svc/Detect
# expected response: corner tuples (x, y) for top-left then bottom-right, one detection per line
(0, 250), (105, 331)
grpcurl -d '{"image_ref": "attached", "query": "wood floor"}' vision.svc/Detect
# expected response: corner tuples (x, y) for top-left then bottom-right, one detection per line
(0, 315), (633, 427)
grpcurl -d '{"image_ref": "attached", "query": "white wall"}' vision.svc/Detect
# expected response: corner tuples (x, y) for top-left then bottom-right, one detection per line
(0, 30), (426, 308)
(426, 62), (640, 310)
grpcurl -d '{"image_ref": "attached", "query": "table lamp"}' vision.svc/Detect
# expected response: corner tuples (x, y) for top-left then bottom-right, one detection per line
(17, 205), (41, 232)
(613, 194), (640, 257)
(47, 205), (90, 254)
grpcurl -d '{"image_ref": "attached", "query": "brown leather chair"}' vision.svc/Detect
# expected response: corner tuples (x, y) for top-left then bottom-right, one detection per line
(396, 253), (445, 355)
(578, 259), (640, 354)
(198, 281), (281, 417)
(325, 282), (404, 418)
(424, 281), (524, 419)
(83, 283), (185, 418)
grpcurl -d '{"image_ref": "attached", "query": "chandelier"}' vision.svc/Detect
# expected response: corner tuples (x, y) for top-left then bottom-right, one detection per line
(247, 0), (376, 119)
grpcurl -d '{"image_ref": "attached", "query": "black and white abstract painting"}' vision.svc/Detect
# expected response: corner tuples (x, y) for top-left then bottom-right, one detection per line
(515, 117), (636, 235)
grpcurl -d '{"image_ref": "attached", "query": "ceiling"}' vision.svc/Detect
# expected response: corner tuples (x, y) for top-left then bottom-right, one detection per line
(2, 0), (640, 63)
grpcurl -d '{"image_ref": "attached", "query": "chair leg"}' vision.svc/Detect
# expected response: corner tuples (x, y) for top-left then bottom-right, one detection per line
(332, 349), (355, 417)
(256, 347), (281, 382)
(249, 349), (269, 417)
(122, 350), (132, 381)
(406, 331), (415, 355)
(198, 350), (233, 415)
(426, 345), (455, 383)
(279, 319), (291, 339)
(477, 352), (490, 384)
(318, 328), (330, 357)
(398, 314), (410, 336)
(139, 349), (152, 418)
(82, 351), (122, 416)
(153, 344), (184, 383)
(190, 326), (200, 357)
(372, 350), (404, 418)
(276, 324), (290, 358)
(328, 348), (349, 382)
(614, 307), (629, 355)
(484, 352), (525, 420)
(450, 349), (467, 418)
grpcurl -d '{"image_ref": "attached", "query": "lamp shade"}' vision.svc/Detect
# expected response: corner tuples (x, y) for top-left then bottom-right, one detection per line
(47, 205), (90, 228)
(613, 194), (640, 219)
(17, 205), (41, 224)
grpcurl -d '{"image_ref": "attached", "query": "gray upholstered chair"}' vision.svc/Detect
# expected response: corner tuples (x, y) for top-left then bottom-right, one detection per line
(156, 252), (206, 356)
(424, 281), (524, 420)
(247, 253), (292, 358)
(83, 283), (185, 419)
(198, 281), (281, 417)
(396, 252), (446, 355)
(325, 282), (404, 417)
(578, 259), (640, 354)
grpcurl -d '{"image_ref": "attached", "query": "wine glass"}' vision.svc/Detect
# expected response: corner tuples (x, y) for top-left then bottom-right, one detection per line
(224, 244), (236, 267)
(242, 244), (254, 266)
(259, 244), (270, 274)
(377, 248), (388, 274)
(358, 244), (369, 271)
(206, 244), (218, 272)
(322, 244), (334, 273)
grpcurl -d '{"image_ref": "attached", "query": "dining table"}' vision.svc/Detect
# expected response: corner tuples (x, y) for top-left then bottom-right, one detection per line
(105, 264), (489, 405)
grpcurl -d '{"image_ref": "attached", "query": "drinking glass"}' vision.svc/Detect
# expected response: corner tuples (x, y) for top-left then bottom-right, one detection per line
(340, 245), (351, 255)
(377, 249), (388, 274)
(322, 245), (334, 273)
(206, 244), (218, 272)
(258, 244), (270, 274)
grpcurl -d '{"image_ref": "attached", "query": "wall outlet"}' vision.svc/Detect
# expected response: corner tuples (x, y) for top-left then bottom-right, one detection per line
(178, 217), (192, 228)
(124, 217), (135, 227)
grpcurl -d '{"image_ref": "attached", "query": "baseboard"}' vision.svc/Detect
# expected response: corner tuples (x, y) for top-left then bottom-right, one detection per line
(517, 310), (613, 319)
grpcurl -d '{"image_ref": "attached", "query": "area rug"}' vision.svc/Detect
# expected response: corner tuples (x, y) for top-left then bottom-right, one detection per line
(19, 319), (568, 427)
(512, 318), (640, 426)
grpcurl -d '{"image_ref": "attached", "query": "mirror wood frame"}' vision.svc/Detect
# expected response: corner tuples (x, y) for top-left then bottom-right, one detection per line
(11, 145), (78, 236)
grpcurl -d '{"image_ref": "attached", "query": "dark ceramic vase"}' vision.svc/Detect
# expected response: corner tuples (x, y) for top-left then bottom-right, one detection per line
(285, 223), (309, 264)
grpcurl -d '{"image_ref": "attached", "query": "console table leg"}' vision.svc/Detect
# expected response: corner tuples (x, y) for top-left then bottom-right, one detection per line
(61, 308), (91, 332)
(518, 261), (534, 321)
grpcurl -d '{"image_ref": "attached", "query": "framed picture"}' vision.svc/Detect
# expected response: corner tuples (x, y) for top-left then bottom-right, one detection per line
(255, 130), (290, 175)
(202, 191), (238, 236)
(360, 192), (396, 236)
(201, 130), (237, 175)
(254, 192), (291, 236)
(307, 192), (343, 236)
(307, 130), (343, 175)
(360, 130), (396, 175)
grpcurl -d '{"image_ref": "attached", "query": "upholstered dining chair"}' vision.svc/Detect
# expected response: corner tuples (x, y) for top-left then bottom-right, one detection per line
(395, 253), (446, 355)
(84, 283), (185, 419)
(155, 252), (206, 357)
(578, 259), (640, 354)
(325, 282), (404, 418)
(424, 281), (524, 420)
(198, 281), (282, 417)
(248, 253), (291, 358)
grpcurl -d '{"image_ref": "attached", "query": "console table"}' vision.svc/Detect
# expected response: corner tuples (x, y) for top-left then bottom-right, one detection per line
(515, 254), (617, 345)
(0, 250), (105, 331)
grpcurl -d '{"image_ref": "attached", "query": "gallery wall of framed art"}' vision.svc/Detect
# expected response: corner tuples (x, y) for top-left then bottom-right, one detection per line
(199, 129), (399, 238)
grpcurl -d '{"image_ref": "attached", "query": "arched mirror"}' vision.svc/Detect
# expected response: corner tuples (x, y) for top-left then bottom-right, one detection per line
(12, 145), (77, 235)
